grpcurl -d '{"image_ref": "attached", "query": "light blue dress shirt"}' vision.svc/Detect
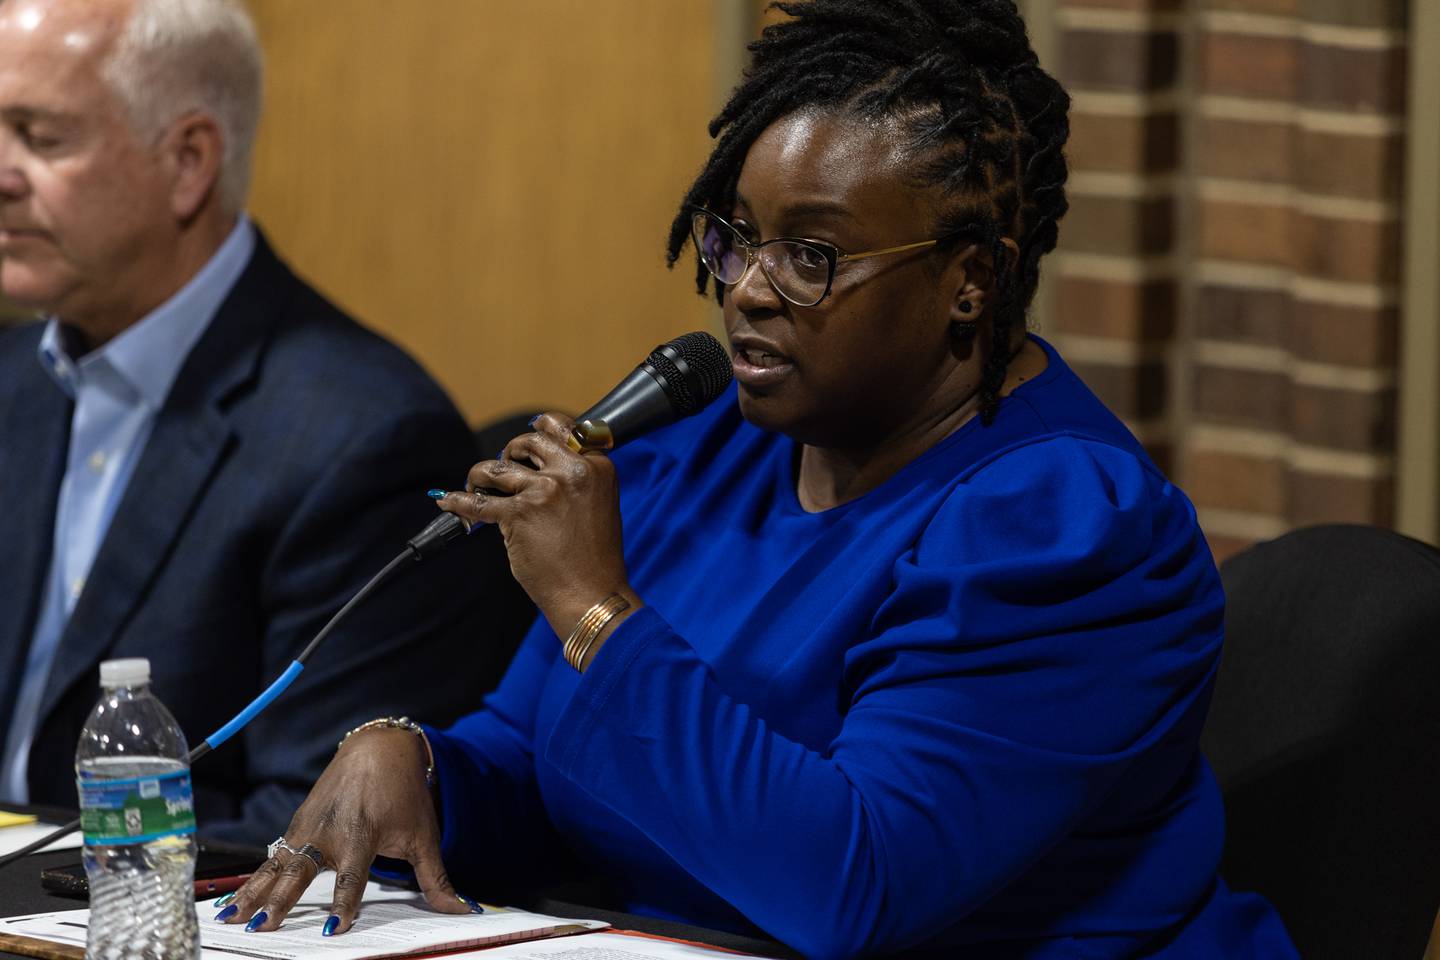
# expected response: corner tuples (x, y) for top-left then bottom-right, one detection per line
(0, 218), (256, 802)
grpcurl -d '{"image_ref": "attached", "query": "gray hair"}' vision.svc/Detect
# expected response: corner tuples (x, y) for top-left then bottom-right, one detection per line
(101, 0), (263, 215)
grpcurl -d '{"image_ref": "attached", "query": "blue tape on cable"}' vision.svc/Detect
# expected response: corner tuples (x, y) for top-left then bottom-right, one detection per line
(205, 660), (305, 750)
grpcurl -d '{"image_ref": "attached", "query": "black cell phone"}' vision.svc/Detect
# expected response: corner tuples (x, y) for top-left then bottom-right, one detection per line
(38, 842), (267, 899)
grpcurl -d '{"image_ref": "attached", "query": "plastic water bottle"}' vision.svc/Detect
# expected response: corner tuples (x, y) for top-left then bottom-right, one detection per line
(76, 658), (199, 959)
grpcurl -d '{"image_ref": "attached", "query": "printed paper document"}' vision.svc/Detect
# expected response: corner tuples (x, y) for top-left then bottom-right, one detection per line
(2, 873), (607, 960)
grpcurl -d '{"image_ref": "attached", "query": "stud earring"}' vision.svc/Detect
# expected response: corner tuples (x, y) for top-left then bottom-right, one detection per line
(953, 299), (978, 340)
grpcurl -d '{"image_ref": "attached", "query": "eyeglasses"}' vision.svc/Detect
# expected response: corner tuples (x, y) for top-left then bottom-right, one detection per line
(689, 208), (955, 308)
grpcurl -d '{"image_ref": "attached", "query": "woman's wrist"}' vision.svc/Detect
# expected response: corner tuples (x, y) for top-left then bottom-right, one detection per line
(554, 588), (643, 672)
(338, 718), (435, 788)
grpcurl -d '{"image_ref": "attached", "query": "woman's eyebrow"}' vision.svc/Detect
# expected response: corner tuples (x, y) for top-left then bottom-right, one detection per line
(733, 194), (858, 229)
(776, 200), (857, 223)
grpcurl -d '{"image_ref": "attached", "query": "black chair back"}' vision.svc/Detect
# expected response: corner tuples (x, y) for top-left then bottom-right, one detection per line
(1204, 524), (1440, 959)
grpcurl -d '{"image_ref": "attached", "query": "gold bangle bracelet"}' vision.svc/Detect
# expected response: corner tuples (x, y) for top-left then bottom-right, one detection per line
(562, 596), (615, 665)
(563, 593), (631, 671)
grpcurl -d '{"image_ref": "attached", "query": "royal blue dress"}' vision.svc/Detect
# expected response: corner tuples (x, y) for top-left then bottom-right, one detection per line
(425, 336), (1297, 958)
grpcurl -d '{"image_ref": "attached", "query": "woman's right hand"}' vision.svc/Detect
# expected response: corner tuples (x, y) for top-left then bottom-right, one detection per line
(219, 727), (473, 934)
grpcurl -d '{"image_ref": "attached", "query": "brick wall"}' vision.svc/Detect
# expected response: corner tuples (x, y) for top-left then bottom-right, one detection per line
(1052, 0), (1410, 561)
(1050, 1), (1184, 477)
(1187, 0), (1407, 559)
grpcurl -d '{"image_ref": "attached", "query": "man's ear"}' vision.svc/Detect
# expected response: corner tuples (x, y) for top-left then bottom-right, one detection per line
(162, 111), (225, 222)
(947, 237), (1019, 325)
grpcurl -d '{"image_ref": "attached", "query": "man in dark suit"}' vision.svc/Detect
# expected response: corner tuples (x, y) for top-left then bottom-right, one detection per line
(0, 0), (530, 843)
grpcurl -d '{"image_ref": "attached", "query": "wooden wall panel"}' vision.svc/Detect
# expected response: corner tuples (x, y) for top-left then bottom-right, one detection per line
(245, 1), (720, 424)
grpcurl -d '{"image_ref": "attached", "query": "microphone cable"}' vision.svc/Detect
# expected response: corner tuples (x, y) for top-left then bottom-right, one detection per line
(0, 535), (442, 869)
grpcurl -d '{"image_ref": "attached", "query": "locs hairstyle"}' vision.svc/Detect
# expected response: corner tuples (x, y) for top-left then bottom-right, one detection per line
(666, 0), (1071, 424)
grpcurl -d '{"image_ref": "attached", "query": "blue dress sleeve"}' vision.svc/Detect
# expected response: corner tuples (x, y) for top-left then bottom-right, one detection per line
(423, 614), (561, 894)
(544, 436), (1224, 959)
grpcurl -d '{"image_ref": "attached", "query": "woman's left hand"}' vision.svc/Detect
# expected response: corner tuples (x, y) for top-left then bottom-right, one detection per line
(437, 412), (639, 641)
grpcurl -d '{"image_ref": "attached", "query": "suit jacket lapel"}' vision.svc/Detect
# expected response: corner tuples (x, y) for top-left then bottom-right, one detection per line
(0, 350), (71, 724)
(37, 236), (291, 722)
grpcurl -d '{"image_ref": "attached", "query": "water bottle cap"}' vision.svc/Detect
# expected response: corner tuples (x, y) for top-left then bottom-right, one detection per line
(99, 658), (150, 687)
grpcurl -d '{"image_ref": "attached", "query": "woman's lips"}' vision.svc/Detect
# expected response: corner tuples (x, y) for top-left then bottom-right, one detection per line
(731, 345), (796, 388)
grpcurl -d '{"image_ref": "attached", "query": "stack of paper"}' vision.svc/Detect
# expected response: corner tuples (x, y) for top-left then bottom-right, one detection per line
(3, 874), (607, 960)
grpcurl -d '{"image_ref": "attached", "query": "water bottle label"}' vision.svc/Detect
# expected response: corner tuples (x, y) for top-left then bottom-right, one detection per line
(77, 770), (196, 844)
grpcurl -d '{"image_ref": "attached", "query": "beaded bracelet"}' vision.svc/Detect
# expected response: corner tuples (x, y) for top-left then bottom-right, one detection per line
(339, 716), (435, 786)
(563, 593), (631, 672)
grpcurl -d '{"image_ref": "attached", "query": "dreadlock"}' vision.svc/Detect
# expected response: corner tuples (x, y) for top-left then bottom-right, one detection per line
(665, 0), (1070, 425)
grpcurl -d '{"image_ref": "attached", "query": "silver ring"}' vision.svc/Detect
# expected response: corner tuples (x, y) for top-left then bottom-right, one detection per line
(266, 835), (299, 860)
(267, 836), (326, 873)
(295, 843), (327, 873)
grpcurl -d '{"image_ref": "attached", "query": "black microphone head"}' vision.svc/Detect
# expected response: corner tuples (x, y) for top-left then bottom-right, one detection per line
(645, 331), (733, 416)
(572, 331), (733, 451)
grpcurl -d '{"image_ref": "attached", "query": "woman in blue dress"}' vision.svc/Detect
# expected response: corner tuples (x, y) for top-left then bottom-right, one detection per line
(227, 1), (1297, 955)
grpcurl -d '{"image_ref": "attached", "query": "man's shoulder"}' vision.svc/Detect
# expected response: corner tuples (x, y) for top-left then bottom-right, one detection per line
(266, 285), (443, 397)
(221, 245), (463, 426)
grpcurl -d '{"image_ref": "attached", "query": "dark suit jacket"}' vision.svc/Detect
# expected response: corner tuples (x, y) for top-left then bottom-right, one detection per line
(0, 233), (533, 844)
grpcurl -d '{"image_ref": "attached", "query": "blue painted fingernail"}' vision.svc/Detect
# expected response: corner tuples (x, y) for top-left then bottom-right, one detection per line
(214, 904), (238, 922)
(214, 892), (235, 908)
(322, 915), (340, 937)
(458, 893), (485, 914)
(427, 488), (447, 499)
(245, 910), (268, 932)
(527, 415), (539, 427)
(496, 449), (507, 461)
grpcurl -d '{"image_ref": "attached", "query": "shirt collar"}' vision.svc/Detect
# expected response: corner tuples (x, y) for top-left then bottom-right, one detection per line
(36, 216), (257, 408)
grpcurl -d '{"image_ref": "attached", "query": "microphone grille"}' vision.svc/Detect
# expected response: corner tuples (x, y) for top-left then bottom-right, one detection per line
(649, 332), (733, 416)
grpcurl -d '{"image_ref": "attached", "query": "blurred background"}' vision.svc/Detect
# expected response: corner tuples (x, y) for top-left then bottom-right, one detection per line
(1, 0), (1434, 561)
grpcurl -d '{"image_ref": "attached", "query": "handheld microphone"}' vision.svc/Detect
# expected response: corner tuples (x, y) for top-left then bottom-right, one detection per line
(408, 331), (732, 559)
